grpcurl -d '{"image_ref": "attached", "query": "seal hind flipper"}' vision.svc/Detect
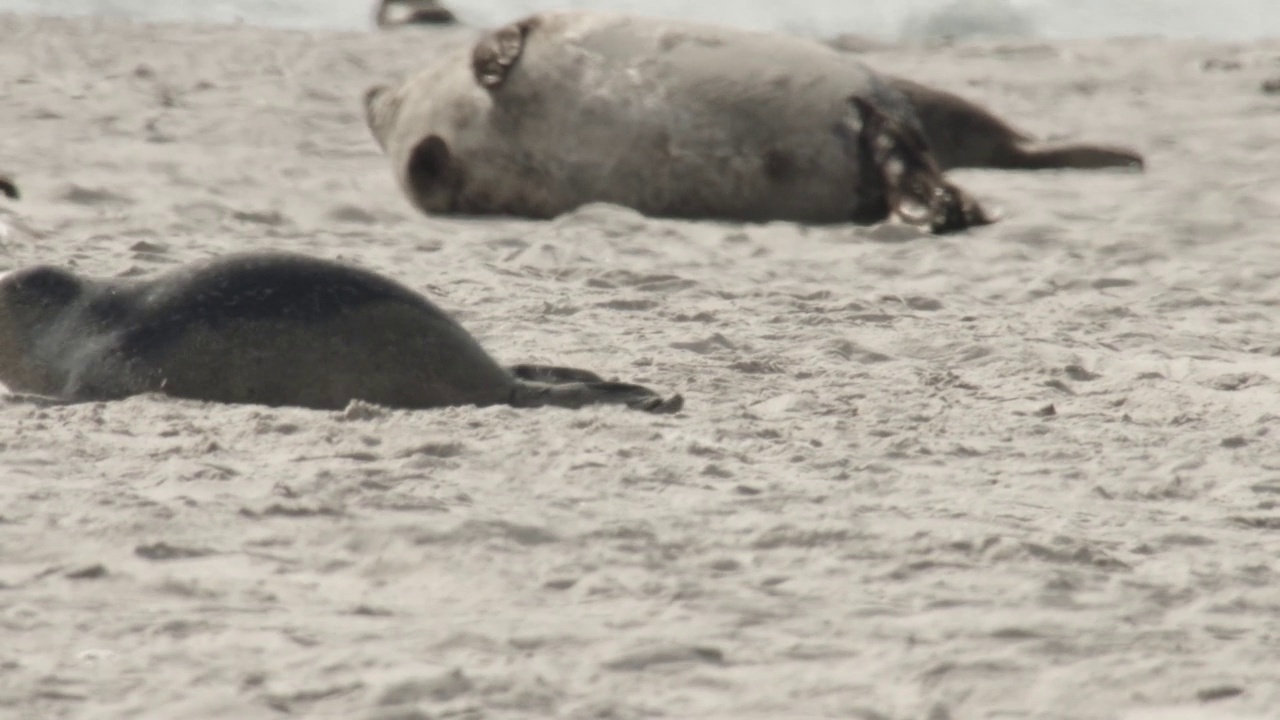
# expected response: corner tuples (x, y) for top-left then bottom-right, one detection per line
(508, 364), (606, 384)
(1, 391), (75, 407)
(510, 378), (684, 414)
(472, 18), (535, 89)
(886, 75), (1144, 172)
(995, 142), (1145, 171)
(0, 175), (18, 200)
(845, 96), (993, 234)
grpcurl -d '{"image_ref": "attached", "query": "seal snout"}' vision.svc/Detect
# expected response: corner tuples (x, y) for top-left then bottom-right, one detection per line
(405, 134), (456, 209)
(0, 265), (84, 397)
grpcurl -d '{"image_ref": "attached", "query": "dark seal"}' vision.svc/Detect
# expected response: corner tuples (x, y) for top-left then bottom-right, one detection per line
(0, 252), (682, 413)
(374, 0), (457, 28)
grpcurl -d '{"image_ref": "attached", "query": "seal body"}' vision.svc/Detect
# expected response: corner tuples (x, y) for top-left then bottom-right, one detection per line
(374, 0), (457, 28)
(365, 10), (990, 233)
(0, 252), (680, 412)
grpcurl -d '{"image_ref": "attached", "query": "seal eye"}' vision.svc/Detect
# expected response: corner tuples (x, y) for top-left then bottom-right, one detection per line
(407, 134), (452, 187)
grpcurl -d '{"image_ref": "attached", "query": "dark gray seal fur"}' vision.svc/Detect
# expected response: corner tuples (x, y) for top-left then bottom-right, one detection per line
(374, 0), (457, 28)
(0, 252), (681, 413)
(884, 76), (1143, 171)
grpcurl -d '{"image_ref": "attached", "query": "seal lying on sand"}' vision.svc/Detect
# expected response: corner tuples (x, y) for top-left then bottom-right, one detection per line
(0, 252), (682, 413)
(365, 10), (992, 234)
(884, 76), (1143, 171)
(374, 0), (457, 28)
(0, 175), (17, 200)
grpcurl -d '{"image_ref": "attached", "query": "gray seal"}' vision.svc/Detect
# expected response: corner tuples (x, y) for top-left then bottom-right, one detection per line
(364, 10), (992, 234)
(0, 252), (682, 413)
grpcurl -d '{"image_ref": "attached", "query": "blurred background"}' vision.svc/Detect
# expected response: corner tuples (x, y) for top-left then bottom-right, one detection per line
(1, 0), (1279, 41)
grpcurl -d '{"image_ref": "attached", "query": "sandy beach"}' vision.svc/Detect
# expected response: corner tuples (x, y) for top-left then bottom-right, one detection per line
(1, 11), (1279, 720)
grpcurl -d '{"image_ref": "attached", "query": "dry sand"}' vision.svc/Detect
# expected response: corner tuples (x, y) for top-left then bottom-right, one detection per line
(1, 12), (1279, 720)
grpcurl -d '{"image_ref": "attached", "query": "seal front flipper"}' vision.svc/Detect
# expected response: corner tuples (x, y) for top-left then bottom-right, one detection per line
(509, 379), (684, 414)
(844, 96), (993, 235)
(1, 391), (74, 407)
(472, 17), (536, 89)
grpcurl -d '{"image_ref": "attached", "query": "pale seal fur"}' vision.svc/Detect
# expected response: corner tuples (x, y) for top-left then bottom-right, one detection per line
(0, 252), (682, 413)
(364, 10), (992, 234)
(374, 0), (457, 28)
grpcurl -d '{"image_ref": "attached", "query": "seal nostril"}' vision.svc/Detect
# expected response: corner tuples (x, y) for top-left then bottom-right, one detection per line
(407, 134), (452, 187)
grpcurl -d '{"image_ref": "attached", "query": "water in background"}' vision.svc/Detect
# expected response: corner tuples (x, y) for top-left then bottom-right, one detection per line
(2, 0), (1278, 41)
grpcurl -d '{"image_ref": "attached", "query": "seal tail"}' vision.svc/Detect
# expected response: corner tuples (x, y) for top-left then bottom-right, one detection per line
(0, 175), (18, 200)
